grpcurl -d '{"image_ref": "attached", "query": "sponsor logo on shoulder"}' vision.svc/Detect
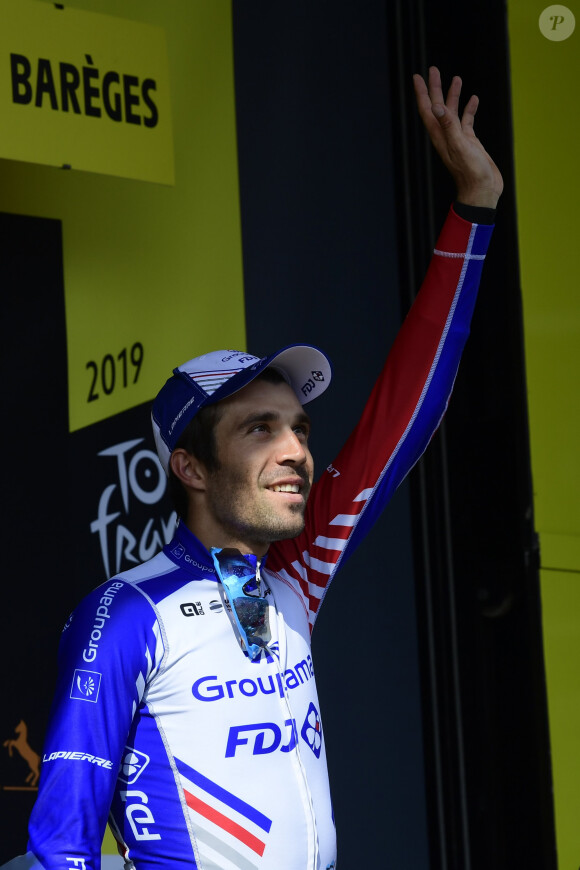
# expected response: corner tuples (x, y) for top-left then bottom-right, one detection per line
(118, 747), (151, 785)
(70, 668), (102, 703)
(82, 581), (124, 663)
(43, 750), (113, 769)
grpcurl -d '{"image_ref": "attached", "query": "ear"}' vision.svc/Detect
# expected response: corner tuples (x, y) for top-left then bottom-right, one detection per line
(170, 448), (208, 492)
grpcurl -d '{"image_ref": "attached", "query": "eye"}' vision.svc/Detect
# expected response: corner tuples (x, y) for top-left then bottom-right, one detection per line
(293, 423), (310, 439)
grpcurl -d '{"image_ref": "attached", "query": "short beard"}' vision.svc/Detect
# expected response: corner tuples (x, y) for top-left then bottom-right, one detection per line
(206, 469), (310, 549)
(208, 489), (307, 547)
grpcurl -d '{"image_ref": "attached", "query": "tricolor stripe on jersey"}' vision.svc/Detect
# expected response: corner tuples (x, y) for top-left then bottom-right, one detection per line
(175, 757), (272, 864)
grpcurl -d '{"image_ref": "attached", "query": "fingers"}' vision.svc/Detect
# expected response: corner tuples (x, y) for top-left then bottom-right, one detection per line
(461, 94), (479, 133)
(412, 72), (428, 105)
(444, 75), (462, 116)
(415, 68), (478, 136)
(413, 73), (440, 132)
(427, 66), (444, 108)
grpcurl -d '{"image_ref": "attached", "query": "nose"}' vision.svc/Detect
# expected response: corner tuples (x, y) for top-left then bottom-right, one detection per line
(276, 428), (308, 466)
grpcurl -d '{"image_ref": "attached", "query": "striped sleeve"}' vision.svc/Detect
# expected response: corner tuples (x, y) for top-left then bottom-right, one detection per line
(267, 206), (494, 628)
(25, 581), (163, 869)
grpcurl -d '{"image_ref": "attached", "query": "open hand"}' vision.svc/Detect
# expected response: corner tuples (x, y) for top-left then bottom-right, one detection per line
(413, 66), (503, 208)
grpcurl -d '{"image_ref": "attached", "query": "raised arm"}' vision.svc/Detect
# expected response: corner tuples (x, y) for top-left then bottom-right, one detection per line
(413, 66), (503, 208)
(269, 68), (502, 628)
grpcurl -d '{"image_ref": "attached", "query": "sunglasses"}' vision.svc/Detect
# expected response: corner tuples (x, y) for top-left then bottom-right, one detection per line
(210, 547), (272, 661)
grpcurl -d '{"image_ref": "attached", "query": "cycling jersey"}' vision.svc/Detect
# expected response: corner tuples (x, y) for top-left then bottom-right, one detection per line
(11, 208), (494, 870)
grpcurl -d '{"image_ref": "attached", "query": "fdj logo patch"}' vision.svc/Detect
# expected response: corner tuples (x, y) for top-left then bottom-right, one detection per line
(226, 705), (323, 758)
(301, 703), (323, 758)
(225, 719), (297, 757)
(70, 669), (102, 703)
(118, 747), (151, 785)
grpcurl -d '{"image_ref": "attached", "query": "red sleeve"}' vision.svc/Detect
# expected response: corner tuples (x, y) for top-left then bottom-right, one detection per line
(267, 207), (494, 630)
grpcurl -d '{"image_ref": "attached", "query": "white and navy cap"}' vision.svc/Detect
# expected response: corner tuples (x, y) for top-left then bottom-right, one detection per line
(152, 345), (332, 474)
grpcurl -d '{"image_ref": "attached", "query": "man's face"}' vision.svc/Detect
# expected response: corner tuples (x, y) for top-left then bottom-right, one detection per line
(202, 377), (314, 555)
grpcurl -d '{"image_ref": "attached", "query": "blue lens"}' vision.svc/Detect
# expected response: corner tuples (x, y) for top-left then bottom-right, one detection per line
(211, 548), (271, 660)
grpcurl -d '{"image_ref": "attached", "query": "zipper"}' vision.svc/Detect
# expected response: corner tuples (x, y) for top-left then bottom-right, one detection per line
(264, 568), (320, 869)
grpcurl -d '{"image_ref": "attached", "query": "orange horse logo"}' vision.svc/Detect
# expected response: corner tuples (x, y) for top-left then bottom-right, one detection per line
(3, 719), (41, 788)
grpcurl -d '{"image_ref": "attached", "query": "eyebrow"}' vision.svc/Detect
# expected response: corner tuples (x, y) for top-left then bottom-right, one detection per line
(238, 410), (311, 429)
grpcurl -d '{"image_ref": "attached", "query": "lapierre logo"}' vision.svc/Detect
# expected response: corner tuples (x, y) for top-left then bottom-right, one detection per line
(90, 438), (176, 578)
(121, 790), (161, 841)
(226, 705), (323, 758)
(82, 581), (123, 663)
(70, 668), (102, 702)
(43, 750), (113, 769)
(192, 654), (314, 702)
(118, 747), (151, 785)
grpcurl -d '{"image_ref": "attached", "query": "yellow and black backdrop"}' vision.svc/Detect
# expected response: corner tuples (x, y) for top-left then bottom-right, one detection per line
(1, 1), (577, 869)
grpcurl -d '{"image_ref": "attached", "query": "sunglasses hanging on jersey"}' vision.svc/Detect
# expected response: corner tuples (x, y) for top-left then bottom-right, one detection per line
(211, 547), (272, 661)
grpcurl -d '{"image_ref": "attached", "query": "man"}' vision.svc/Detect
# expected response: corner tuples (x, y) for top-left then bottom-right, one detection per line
(5, 68), (502, 869)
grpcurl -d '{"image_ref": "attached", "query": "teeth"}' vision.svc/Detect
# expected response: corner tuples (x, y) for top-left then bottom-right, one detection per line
(271, 484), (300, 493)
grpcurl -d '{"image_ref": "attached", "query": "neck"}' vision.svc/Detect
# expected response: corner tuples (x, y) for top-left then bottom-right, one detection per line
(185, 510), (270, 558)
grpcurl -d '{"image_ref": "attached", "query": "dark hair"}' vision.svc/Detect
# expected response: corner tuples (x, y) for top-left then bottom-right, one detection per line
(167, 367), (287, 519)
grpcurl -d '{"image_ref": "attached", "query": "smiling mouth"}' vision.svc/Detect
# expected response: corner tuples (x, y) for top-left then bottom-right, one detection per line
(269, 483), (301, 493)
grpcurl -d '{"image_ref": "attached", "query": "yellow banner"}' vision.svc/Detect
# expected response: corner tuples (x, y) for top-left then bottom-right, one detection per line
(0, 0), (174, 184)
(508, 2), (579, 867)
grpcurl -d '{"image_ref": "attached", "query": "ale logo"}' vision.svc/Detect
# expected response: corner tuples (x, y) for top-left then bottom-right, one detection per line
(70, 669), (102, 703)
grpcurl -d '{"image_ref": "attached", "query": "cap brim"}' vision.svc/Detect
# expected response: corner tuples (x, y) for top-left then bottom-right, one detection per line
(205, 343), (332, 408)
